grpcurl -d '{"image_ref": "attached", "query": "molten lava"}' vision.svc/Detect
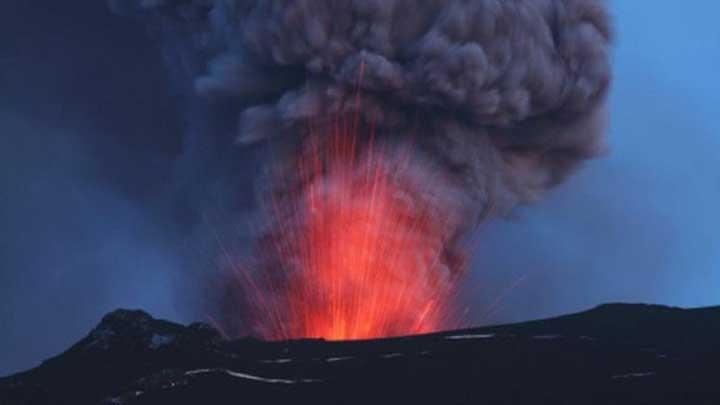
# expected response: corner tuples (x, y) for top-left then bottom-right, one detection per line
(237, 118), (465, 341)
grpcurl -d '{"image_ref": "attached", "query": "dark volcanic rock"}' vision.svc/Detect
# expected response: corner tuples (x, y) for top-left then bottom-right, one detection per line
(2, 304), (720, 404)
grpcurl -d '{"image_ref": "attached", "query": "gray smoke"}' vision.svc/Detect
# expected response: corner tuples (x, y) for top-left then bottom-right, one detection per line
(111, 0), (611, 219)
(110, 0), (611, 335)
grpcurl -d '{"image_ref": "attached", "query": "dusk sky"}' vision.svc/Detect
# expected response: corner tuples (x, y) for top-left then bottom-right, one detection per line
(468, 0), (720, 323)
(1, 0), (718, 376)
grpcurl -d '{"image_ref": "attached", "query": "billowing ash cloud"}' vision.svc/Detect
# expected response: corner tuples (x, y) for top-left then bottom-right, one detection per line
(110, 0), (611, 336)
(111, 0), (611, 219)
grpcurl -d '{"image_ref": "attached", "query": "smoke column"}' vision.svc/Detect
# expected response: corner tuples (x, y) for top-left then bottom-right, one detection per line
(110, 0), (611, 338)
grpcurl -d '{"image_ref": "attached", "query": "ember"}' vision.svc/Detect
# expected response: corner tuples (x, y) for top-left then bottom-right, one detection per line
(237, 117), (465, 340)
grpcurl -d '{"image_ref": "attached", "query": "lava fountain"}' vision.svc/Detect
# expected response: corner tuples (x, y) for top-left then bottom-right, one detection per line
(236, 116), (466, 340)
(112, 0), (613, 343)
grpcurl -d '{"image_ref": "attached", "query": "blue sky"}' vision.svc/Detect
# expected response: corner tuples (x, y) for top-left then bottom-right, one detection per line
(468, 0), (720, 323)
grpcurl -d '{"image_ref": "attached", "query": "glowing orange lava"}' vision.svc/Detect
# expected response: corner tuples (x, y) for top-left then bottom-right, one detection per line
(239, 118), (464, 341)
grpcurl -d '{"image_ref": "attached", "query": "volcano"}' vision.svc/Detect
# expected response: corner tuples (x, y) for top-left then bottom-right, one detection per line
(3, 303), (720, 404)
(109, 0), (615, 344)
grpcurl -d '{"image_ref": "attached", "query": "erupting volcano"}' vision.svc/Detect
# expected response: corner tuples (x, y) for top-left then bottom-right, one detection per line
(111, 0), (612, 342)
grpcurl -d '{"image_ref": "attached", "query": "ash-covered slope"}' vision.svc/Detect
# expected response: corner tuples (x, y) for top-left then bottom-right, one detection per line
(2, 304), (720, 405)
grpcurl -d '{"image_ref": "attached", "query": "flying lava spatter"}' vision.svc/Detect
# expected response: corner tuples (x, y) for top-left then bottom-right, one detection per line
(236, 114), (465, 340)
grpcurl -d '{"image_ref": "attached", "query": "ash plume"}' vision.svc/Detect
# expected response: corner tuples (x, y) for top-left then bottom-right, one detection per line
(112, 0), (610, 215)
(110, 0), (612, 336)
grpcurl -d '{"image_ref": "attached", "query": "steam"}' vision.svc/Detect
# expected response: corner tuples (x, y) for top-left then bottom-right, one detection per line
(110, 0), (611, 335)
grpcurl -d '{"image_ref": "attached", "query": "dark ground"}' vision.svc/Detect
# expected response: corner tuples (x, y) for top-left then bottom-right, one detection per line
(2, 303), (720, 404)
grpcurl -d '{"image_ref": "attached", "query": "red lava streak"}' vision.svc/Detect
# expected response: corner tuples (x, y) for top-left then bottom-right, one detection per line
(237, 118), (465, 341)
